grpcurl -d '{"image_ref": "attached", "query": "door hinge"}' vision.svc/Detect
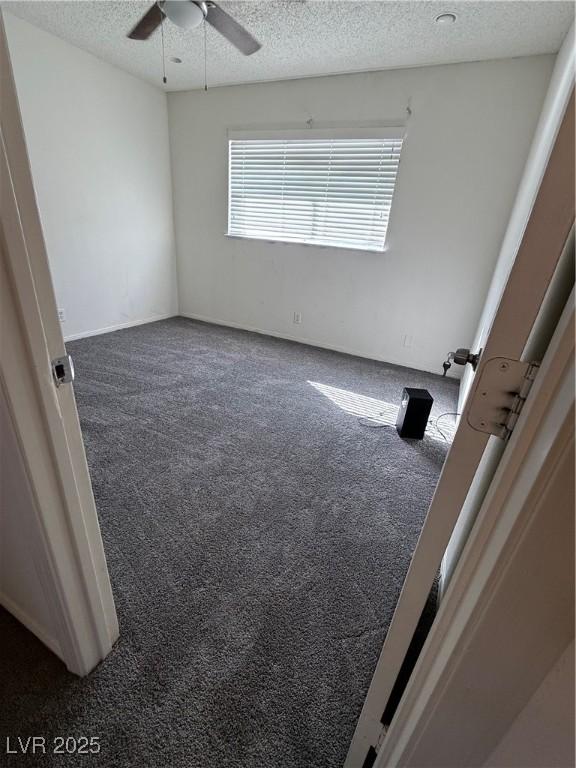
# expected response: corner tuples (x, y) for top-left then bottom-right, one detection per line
(467, 357), (539, 440)
(51, 354), (75, 387)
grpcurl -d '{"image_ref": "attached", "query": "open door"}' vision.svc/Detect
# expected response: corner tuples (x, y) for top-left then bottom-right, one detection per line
(345, 67), (575, 768)
(442, 20), (575, 593)
(0, 12), (118, 675)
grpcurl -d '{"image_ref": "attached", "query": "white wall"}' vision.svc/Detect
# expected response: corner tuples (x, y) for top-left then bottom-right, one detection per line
(168, 56), (553, 375)
(486, 639), (575, 768)
(459, 22), (575, 409)
(4, 13), (178, 340)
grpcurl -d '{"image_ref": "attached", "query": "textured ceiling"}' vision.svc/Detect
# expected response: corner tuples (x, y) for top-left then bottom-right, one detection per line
(4, 1), (574, 92)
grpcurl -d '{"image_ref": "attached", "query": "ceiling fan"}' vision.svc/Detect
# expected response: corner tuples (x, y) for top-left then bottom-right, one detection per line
(127, 1), (261, 56)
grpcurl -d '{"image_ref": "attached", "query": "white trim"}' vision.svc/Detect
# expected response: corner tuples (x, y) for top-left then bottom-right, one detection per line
(376, 290), (574, 767)
(63, 313), (177, 342)
(0, 591), (62, 661)
(179, 311), (460, 379)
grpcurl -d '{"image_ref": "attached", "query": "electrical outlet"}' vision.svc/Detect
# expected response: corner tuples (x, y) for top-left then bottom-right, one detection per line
(57, 308), (66, 322)
(403, 334), (414, 348)
(293, 312), (302, 325)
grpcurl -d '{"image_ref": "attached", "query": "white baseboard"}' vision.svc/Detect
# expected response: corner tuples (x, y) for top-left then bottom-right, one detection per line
(63, 310), (459, 379)
(0, 590), (63, 661)
(63, 313), (177, 342)
(179, 311), (457, 378)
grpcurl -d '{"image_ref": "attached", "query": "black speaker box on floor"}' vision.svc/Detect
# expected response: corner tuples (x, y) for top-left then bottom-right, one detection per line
(396, 388), (433, 439)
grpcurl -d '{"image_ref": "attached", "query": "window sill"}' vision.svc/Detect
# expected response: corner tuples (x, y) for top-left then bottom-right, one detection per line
(225, 233), (387, 255)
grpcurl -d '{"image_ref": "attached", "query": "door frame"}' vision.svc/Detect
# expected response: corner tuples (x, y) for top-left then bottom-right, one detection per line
(0, 12), (118, 676)
(345, 88), (575, 765)
(376, 288), (574, 766)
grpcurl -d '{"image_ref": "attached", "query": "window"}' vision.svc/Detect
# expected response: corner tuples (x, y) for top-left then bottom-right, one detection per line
(228, 129), (403, 252)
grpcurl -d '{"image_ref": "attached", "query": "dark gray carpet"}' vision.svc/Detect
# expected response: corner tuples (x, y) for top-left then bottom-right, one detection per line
(0, 318), (458, 768)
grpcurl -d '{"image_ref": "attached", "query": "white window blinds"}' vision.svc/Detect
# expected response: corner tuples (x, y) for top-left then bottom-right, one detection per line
(228, 133), (403, 252)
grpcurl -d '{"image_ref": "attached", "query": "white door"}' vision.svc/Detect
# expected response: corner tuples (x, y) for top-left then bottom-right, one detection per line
(0, 13), (118, 676)
(345, 66), (575, 768)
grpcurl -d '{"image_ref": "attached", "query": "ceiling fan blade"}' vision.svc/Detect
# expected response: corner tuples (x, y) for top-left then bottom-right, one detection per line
(128, 3), (164, 40)
(205, 3), (261, 56)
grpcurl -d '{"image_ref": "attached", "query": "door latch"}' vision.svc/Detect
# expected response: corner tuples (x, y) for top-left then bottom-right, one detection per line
(442, 348), (482, 376)
(51, 354), (74, 387)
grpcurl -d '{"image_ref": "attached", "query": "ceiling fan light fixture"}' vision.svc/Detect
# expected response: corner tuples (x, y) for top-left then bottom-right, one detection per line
(127, 0), (260, 55)
(163, 1), (205, 29)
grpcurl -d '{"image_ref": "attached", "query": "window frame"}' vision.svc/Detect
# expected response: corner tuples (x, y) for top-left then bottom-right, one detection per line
(226, 127), (405, 254)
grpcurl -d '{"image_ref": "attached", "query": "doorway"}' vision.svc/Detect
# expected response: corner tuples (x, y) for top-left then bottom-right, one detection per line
(1, 7), (574, 768)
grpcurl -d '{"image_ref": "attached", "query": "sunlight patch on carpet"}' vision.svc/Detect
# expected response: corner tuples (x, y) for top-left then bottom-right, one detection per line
(308, 381), (456, 443)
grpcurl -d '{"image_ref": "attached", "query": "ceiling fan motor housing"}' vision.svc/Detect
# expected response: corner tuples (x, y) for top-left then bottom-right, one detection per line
(162, 1), (207, 29)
